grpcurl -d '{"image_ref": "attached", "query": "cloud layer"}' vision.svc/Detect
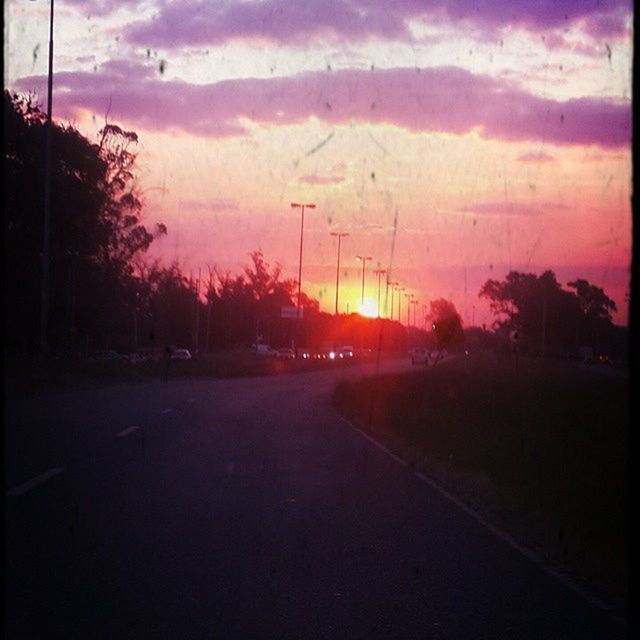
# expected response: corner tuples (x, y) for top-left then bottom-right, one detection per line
(119, 0), (632, 48)
(16, 62), (631, 148)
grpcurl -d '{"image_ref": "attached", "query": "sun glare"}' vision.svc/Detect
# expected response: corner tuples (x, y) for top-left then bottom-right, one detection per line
(358, 299), (378, 318)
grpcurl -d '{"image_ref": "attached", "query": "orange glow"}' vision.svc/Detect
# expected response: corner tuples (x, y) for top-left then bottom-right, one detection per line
(358, 299), (378, 318)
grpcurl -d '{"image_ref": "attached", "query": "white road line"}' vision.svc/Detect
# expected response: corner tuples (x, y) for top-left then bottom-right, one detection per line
(161, 408), (173, 414)
(6, 467), (64, 497)
(336, 413), (624, 626)
(117, 426), (139, 438)
(337, 417), (408, 467)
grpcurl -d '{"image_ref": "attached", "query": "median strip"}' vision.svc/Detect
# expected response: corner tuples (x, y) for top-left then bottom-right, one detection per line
(6, 467), (65, 497)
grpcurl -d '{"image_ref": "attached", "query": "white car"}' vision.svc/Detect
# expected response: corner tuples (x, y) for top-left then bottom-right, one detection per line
(170, 348), (192, 361)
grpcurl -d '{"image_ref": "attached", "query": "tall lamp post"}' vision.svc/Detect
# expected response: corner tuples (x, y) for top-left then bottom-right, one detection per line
(404, 292), (414, 326)
(397, 287), (405, 323)
(355, 255), (372, 305)
(32, 0), (55, 354)
(388, 281), (398, 321)
(411, 299), (419, 327)
(373, 269), (387, 318)
(291, 202), (315, 352)
(330, 231), (349, 315)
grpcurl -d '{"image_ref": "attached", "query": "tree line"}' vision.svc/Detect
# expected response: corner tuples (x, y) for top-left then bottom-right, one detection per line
(4, 90), (625, 360)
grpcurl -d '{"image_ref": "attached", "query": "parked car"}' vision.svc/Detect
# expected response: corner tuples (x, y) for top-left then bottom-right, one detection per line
(171, 348), (192, 361)
(410, 347), (430, 365)
(276, 348), (295, 360)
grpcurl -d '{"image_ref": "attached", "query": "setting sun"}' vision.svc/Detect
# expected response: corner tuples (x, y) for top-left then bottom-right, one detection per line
(358, 299), (378, 318)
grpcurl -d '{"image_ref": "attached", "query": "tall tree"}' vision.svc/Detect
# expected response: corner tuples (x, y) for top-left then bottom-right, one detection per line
(4, 90), (166, 353)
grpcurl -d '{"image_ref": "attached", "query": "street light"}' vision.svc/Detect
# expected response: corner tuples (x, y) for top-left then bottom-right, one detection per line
(397, 287), (405, 323)
(373, 269), (386, 318)
(291, 202), (315, 353)
(31, 0), (55, 354)
(411, 299), (419, 327)
(330, 231), (349, 315)
(404, 292), (414, 326)
(388, 281), (398, 321)
(355, 255), (372, 305)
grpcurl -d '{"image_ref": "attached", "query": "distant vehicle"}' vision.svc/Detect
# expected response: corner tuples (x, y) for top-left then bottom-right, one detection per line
(276, 348), (295, 360)
(336, 346), (354, 358)
(297, 348), (311, 359)
(410, 347), (430, 365)
(316, 348), (336, 360)
(252, 343), (277, 357)
(171, 348), (192, 361)
(92, 350), (128, 362)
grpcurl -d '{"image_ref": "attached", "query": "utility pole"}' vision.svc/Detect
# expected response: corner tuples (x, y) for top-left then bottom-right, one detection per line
(38, 0), (55, 355)
(291, 202), (315, 354)
(397, 287), (405, 323)
(373, 269), (387, 318)
(330, 231), (349, 314)
(411, 299), (419, 327)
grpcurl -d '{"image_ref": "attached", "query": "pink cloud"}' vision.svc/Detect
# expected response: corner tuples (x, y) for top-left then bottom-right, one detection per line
(298, 174), (345, 185)
(179, 198), (238, 212)
(517, 151), (556, 163)
(459, 202), (542, 217)
(14, 62), (631, 148)
(120, 0), (632, 48)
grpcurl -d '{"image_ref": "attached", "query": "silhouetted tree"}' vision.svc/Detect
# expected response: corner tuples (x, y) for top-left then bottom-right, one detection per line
(426, 298), (465, 350)
(4, 90), (166, 354)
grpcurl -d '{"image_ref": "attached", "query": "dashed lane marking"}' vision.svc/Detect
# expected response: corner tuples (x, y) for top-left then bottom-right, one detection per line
(6, 467), (65, 497)
(117, 426), (139, 437)
(161, 408), (173, 414)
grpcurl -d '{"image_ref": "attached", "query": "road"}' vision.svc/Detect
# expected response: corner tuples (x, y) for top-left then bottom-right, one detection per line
(5, 359), (627, 639)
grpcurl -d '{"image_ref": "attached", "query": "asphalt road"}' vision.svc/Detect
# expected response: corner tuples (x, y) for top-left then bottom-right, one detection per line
(5, 359), (627, 639)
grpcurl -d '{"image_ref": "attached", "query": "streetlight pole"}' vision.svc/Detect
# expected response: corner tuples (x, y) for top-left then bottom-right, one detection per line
(412, 299), (419, 327)
(33, 0), (55, 354)
(397, 287), (405, 323)
(388, 281), (398, 321)
(356, 255), (372, 305)
(330, 231), (349, 315)
(404, 292), (413, 326)
(291, 202), (315, 353)
(373, 269), (386, 318)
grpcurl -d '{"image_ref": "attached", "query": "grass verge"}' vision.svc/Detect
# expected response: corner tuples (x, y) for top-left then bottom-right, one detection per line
(332, 352), (628, 612)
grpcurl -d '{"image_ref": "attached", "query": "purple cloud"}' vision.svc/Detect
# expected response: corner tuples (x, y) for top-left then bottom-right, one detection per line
(517, 151), (556, 164)
(121, 0), (632, 48)
(14, 62), (631, 148)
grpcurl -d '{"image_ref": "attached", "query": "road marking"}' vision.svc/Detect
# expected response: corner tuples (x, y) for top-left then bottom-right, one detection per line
(340, 419), (408, 467)
(161, 408), (173, 414)
(186, 398), (195, 404)
(336, 413), (625, 626)
(117, 426), (139, 437)
(6, 467), (64, 497)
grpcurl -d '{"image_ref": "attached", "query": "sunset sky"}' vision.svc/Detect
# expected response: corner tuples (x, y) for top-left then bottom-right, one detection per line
(5, 0), (632, 325)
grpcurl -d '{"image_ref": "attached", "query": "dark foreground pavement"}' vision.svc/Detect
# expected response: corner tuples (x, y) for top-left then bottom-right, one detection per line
(5, 360), (627, 639)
